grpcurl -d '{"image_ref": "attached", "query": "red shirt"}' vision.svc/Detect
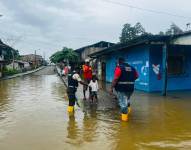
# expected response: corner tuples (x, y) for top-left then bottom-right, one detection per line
(64, 66), (69, 75)
(83, 65), (92, 80)
(114, 66), (122, 79)
(114, 66), (139, 80)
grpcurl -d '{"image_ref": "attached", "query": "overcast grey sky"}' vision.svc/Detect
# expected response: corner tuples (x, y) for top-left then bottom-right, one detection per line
(0, 0), (191, 58)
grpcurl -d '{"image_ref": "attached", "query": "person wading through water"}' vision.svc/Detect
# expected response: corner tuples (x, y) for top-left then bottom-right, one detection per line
(67, 65), (87, 114)
(110, 57), (139, 121)
(82, 59), (93, 100)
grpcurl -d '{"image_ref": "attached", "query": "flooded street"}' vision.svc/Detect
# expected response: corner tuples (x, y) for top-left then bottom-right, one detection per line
(0, 67), (191, 150)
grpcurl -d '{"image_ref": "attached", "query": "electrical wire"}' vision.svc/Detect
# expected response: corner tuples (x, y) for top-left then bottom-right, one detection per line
(102, 0), (191, 20)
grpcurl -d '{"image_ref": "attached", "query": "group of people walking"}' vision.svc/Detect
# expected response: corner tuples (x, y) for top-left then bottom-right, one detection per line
(66, 57), (138, 122)
(67, 59), (98, 112)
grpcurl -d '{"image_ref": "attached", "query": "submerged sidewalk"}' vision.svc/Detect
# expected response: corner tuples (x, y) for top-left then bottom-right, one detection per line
(59, 73), (191, 115)
(0, 66), (46, 81)
(61, 76), (118, 111)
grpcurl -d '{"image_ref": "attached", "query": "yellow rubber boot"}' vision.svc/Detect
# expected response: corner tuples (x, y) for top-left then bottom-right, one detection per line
(67, 106), (74, 113)
(121, 113), (128, 122)
(128, 107), (131, 114)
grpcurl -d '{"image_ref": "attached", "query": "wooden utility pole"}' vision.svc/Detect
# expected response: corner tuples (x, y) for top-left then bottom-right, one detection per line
(162, 44), (168, 96)
(11, 50), (15, 69)
(43, 51), (45, 65)
(35, 50), (37, 69)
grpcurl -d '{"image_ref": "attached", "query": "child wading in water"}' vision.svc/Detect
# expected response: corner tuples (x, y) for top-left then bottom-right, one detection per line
(88, 75), (99, 103)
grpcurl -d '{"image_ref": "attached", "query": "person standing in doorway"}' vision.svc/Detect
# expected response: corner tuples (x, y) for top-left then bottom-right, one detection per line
(110, 57), (138, 121)
(82, 59), (93, 100)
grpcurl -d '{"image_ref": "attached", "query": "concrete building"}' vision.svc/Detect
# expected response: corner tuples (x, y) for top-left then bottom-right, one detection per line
(75, 41), (114, 77)
(0, 40), (10, 77)
(0, 58), (6, 77)
(6, 61), (31, 72)
(90, 32), (191, 93)
(20, 54), (43, 68)
(75, 41), (114, 61)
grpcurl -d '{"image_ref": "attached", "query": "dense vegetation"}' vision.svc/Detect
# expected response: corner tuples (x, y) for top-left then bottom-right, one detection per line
(119, 22), (185, 43)
(50, 47), (79, 64)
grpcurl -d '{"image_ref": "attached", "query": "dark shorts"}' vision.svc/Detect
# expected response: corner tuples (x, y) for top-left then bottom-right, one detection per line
(83, 79), (91, 91)
(91, 91), (97, 97)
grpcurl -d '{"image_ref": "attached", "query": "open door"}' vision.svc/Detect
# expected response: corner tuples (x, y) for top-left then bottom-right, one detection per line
(101, 62), (106, 81)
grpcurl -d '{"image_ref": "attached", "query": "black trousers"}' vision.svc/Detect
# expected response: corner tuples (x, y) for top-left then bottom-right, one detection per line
(68, 93), (77, 106)
(67, 87), (77, 106)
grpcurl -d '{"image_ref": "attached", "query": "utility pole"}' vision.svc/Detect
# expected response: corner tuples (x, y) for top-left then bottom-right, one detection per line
(12, 50), (15, 69)
(186, 23), (191, 31)
(162, 44), (168, 96)
(35, 50), (37, 69)
(0, 15), (3, 77)
(43, 51), (45, 65)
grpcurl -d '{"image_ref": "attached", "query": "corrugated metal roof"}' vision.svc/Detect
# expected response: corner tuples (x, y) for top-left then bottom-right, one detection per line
(89, 32), (191, 58)
(75, 41), (115, 53)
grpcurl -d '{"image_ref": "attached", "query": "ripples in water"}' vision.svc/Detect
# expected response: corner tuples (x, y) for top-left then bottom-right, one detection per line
(0, 71), (191, 150)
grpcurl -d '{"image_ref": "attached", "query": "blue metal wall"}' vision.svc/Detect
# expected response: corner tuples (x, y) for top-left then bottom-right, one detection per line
(105, 44), (191, 92)
(167, 46), (191, 91)
(149, 45), (163, 91)
(149, 45), (191, 92)
(105, 45), (150, 91)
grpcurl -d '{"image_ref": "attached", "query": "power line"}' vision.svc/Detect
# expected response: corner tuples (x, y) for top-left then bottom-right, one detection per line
(102, 0), (191, 20)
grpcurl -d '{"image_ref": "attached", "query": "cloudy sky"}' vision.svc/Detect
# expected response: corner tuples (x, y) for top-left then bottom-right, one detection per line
(0, 0), (191, 59)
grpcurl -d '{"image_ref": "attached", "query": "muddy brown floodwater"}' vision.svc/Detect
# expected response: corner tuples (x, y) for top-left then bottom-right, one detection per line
(0, 67), (191, 150)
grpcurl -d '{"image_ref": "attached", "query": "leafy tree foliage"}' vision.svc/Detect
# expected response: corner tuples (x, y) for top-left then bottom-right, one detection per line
(159, 31), (165, 35)
(0, 40), (20, 62)
(50, 47), (79, 64)
(5, 49), (19, 61)
(49, 51), (64, 63)
(120, 22), (146, 43)
(158, 23), (184, 36)
(165, 23), (183, 35)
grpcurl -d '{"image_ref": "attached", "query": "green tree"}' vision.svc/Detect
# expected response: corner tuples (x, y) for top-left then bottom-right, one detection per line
(50, 47), (79, 64)
(0, 43), (20, 62)
(120, 22), (146, 43)
(165, 23), (183, 35)
(134, 22), (146, 36)
(159, 31), (165, 35)
(49, 51), (64, 63)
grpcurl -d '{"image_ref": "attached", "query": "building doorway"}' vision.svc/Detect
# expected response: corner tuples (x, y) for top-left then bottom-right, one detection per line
(101, 62), (106, 81)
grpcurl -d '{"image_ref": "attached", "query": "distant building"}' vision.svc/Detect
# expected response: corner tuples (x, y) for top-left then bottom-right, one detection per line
(6, 60), (24, 72)
(0, 58), (6, 77)
(75, 41), (114, 61)
(6, 60), (31, 72)
(0, 40), (10, 77)
(20, 54), (43, 68)
(90, 32), (191, 92)
(75, 41), (114, 77)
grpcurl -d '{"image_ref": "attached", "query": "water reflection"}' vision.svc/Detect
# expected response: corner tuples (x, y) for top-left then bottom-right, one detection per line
(0, 70), (191, 150)
(67, 115), (79, 141)
(0, 80), (10, 111)
(82, 107), (98, 143)
(66, 107), (98, 144)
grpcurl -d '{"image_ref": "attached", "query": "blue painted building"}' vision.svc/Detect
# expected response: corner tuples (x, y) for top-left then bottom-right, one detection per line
(90, 33), (191, 92)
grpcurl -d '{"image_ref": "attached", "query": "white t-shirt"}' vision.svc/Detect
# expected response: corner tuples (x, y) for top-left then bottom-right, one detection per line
(89, 80), (99, 92)
(72, 73), (82, 82)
